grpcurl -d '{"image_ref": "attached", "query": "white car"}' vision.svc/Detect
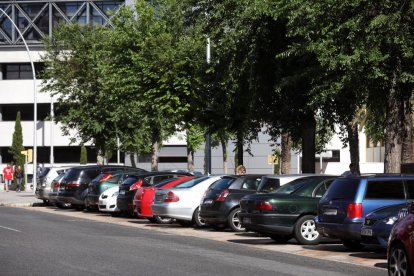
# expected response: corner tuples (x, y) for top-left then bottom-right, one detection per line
(98, 186), (120, 213)
(152, 176), (222, 227)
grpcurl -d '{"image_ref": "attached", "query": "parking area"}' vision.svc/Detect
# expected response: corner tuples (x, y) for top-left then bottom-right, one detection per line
(21, 205), (387, 271)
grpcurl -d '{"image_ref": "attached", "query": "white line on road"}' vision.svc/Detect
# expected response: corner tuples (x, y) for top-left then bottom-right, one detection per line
(0, 225), (22, 233)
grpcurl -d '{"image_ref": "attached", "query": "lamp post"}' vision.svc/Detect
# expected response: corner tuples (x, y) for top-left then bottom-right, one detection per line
(205, 37), (212, 175)
(0, 8), (37, 192)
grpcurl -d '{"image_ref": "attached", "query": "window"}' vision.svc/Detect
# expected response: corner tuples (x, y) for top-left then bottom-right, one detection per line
(405, 180), (414, 199)
(257, 177), (280, 193)
(314, 180), (333, 198)
(365, 180), (405, 200)
(241, 178), (260, 190)
(1, 63), (45, 79)
(322, 178), (360, 200)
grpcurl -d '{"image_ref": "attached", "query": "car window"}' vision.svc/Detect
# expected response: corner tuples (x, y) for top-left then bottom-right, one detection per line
(210, 177), (236, 190)
(321, 178), (360, 201)
(405, 180), (414, 199)
(122, 177), (140, 185)
(257, 177), (280, 193)
(106, 175), (121, 184)
(272, 178), (309, 195)
(241, 178), (261, 190)
(314, 180), (334, 198)
(175, 176), (210, 189)
(63, 169), (81, 182)
(152, 175), (173, 184)
(365, 180), (405, 200)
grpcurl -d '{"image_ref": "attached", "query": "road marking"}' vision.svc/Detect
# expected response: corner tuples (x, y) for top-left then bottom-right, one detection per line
(0, 225), (21, 233)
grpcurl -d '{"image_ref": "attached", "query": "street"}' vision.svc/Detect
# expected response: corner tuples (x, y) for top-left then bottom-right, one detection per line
(0, 207), (386, 276)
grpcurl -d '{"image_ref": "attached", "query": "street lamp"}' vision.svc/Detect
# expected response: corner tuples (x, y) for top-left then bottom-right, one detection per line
(0, 8), (37, 193)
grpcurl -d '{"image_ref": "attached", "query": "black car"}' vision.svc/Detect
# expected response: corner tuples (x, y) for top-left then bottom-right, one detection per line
(56, 165), (146, 210)
(199, 175), (263, 232)
(86, 169), (145, 210)
(117, 171), (193, 215)
(239, 175), (335, 244)
(361, 203), (409, 249)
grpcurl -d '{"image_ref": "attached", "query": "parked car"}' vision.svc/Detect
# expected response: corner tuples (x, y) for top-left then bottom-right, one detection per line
(361, 203), (409, 249)
(35, 166), (71, 203)
(134, 176), (194, 223)
(257, 174), (315, 193)
(152, 176), (223, 227)
(388, 202), (414, 276)
(87, 169), (145, 210)
(117, 171), (192, 215)
(316, 175), (414, 250)
(199, 175), (263, 232)
(239, 175), (336, 244)
(57, 165), (145, 210)
(48, 173), (70, 208)
(98, 186), (120, 213)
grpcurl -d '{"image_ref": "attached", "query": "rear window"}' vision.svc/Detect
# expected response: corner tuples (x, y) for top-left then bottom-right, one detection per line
(92, 173), (108, 182)
(365, 180), (405, 199)
(63, 169), (81, 182)
(405, 180), (414, 199)
(272, 178), (309, 195)
(39, 168), (50, 177)
(106, 175), (121, 184)
(258, 177), (280, 193)
(210, 177), (236, 190)
(122, 177), (140, 185)
(175, 176), (210, 189)
(322, 178), (360, 200)
(154, 178), (177, 188)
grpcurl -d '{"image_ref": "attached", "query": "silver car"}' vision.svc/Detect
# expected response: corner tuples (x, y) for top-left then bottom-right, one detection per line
(35, 166), (71, 203)
(152, 176), (222, 227)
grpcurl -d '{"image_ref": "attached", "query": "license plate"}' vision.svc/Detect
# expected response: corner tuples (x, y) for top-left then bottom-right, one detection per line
(119, 190), (125, 195)
(323, 209), (337, 215)
(243, 217), (251, 224)
(204, 199), (213, 204)
(361, 228), (373, 236)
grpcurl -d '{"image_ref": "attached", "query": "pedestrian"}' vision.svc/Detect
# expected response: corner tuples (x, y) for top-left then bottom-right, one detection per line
(14, 165), (23, 192)
(341, 163), (360, 177)
(236, 165), (246, 175)
(3, 164), (13, 192)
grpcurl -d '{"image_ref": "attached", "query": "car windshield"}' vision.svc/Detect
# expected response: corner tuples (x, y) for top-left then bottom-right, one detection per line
(174, 176), (210, 189)
(271, 178), (309, 195)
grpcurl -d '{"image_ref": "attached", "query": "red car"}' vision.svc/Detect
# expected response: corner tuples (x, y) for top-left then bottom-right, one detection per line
(388, 203), (414, 276)
(133, 176), (194, 223)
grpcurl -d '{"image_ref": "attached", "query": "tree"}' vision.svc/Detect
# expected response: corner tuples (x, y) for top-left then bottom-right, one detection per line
(9, 111), (25, 183)
(80, 146), (87, 165)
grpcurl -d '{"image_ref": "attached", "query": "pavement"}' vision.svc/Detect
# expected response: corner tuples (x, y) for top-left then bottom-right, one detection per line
(0, 184), (43, 207)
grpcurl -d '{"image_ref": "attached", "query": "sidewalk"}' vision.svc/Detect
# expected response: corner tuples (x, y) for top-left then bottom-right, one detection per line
(0, 184), (43, 207)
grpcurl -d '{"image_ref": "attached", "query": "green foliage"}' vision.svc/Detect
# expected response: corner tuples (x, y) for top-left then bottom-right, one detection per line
(9, 111), (25, 170)
(80, 146), (87, 165)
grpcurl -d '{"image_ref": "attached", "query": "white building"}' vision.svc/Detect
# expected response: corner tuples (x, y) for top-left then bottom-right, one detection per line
(0, 0), (384, 177)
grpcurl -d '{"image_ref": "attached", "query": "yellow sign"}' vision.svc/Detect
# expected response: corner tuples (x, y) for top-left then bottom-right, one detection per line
(267, 154), (279, 165)
(27, 149), (33, 163)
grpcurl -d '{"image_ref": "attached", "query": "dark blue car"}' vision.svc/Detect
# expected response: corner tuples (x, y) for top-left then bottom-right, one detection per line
(316, 175), (414, 250)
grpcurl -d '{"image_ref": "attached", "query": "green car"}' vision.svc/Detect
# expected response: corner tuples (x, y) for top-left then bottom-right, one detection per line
(239, 175), (336, 245)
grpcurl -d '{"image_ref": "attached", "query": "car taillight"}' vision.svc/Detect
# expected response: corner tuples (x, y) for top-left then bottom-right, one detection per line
(100, 174), (112, 182)
(164, 191), (179, 202)
(130, 180), (143, 191)
(66, 183), (80, 187)
(216, 189), (229, 201)
(255, 201), (272, 211)
(53, 182), (60, 188)
(347, 203), (362, 218)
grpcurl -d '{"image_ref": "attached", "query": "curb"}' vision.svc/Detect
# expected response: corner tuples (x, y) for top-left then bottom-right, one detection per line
(0, 202), (44, 208)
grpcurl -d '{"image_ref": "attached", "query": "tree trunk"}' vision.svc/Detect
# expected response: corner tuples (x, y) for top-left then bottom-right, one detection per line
(281, 132), (292, 174)
(129, 152), (136, 167)
(402, 90), (413, 164)
(384, 59), (404, 173)
(347, 124), (360, 173)
(221, 138), (228, 173)
(236, 130), (244, 166)
(301, 113), (316, 173)
(187, 148), (194, 171)
(151, 141), (159, 172)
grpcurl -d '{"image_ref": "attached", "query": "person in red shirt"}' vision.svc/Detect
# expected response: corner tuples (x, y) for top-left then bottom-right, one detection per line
(3, 164), (13, 192)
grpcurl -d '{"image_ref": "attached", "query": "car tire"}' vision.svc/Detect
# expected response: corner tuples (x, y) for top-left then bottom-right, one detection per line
(294, 215), (320, 245)
(176, 220), (193, 227)
(154, 216), (174, 224)
(228, 208), (246, 232)
(270, 235), (292, 243)
(342, 239), (364, 251)
(193, 207), (206, 228)
(388, 243), (411, 276)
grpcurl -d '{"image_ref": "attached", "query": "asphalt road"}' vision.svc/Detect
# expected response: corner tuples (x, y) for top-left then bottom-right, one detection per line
(0, 207), (386, 276)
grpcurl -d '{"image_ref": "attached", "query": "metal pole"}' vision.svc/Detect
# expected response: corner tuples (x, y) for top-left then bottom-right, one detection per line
(50, 98), (54, 167)
(0, 8), (37, 193)
(205, 37), (212, 175)
(117, 137), (120, 164)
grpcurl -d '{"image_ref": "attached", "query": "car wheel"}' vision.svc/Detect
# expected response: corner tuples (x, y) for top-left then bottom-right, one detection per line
(228, 208), (246, 232)
(294, 215), (320, 245)
(42, 199), (49, 205)
(193, 207), (206, 228)
(176, 220), (193, 227)
(270, 235), (292, 243)
(342, 239), (364, 251)
(154, 216), (174, 224)
(388, 243), (411, 276)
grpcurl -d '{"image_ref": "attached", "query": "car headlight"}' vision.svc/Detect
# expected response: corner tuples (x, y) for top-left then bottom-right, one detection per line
(383, 216), (398, 225)
(112, 191), (119, 197)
